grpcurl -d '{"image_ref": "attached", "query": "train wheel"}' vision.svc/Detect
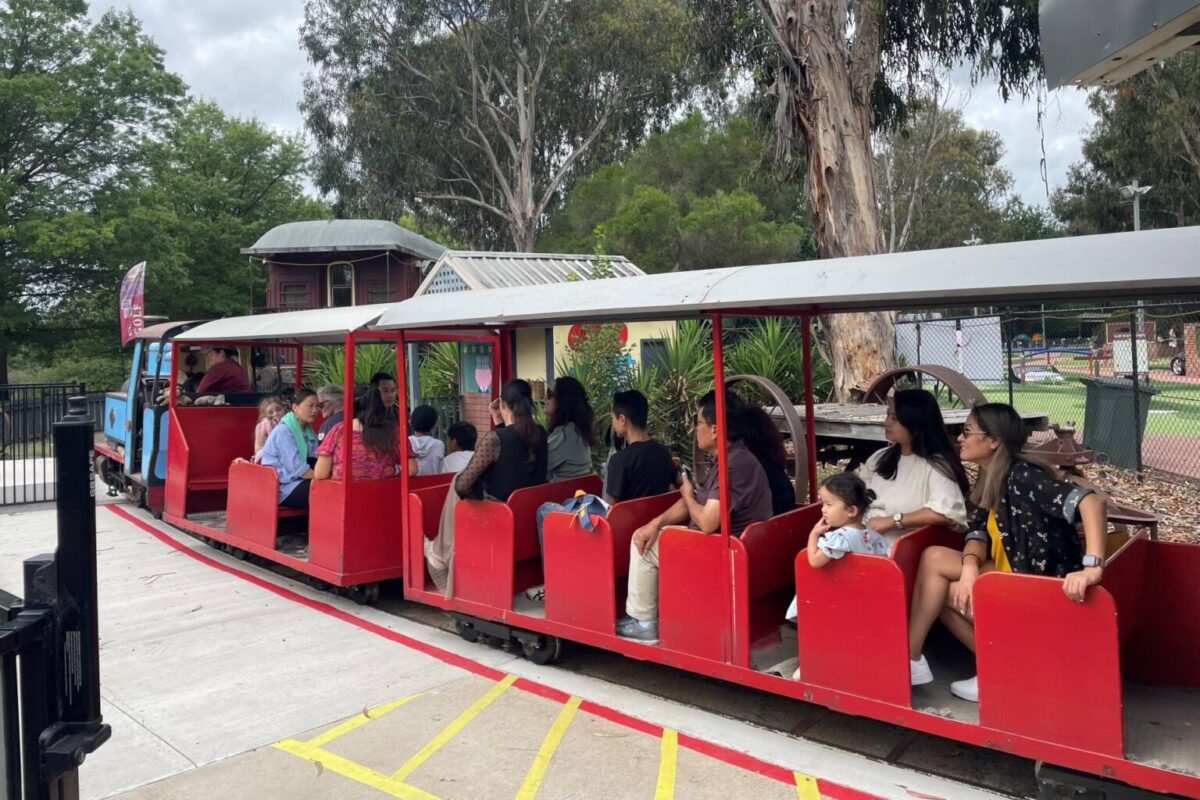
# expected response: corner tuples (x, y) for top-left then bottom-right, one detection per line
(348, 583), (380, 606)
(521, 635), (563, 666)
(230, 547), (248, 561)
(454, 618), (481, 643)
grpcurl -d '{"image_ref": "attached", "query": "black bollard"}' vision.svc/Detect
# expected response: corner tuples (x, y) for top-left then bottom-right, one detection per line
(32, 397), (110, 799)
(50, 396), (103, 735)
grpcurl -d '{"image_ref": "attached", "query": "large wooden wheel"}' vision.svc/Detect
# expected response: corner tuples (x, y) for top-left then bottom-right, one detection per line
(859, 365), (985, 409)
(693, 374), (808, 506)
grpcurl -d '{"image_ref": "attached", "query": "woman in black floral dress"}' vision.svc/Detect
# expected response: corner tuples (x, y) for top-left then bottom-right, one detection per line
(906, 403), (1108, 703)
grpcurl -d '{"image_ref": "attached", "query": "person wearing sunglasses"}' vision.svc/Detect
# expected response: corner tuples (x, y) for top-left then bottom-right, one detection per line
(907, 402), (1108, 703)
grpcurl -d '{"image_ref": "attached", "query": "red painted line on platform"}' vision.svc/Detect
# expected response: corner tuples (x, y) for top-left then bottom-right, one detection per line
(105, 503), (884, 799)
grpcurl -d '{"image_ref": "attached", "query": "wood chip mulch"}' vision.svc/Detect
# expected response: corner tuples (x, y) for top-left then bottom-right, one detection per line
(1079, 464), (1200, 545)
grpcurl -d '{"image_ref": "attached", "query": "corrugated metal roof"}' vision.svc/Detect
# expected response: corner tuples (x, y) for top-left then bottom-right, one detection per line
(241, 220), (447, 261)
(376, 226), (1200, 330)
(175, 304), (393, 344)
(414, 251), (644, 295)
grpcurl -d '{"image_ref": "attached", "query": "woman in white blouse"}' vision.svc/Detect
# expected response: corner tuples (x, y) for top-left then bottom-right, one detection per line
(860, 390), (970, 546)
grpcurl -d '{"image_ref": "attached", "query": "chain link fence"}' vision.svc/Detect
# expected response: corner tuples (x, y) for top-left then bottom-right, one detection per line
(896, 299), (1200, 483)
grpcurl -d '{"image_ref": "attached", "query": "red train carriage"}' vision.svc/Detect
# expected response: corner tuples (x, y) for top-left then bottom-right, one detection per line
(165, 227), (1200, 797)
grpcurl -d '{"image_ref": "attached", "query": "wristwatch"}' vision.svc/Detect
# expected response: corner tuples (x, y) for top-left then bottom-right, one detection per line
(892, 512), (904, 528)
(1082, 555), (1105, 569)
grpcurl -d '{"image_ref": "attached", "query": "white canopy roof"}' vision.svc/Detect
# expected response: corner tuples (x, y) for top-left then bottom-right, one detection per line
(374, 227), (1200, 330)
(175, 304), (393, 344)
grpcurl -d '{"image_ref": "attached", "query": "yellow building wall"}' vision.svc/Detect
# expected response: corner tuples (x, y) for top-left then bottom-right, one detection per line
(551, 321), (677, 372)
(514, 328), (548, 384)
(514, 321), (677, 387)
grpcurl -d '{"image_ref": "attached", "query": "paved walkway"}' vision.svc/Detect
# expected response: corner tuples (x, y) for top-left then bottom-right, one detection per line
(1, 500), (1006, 800)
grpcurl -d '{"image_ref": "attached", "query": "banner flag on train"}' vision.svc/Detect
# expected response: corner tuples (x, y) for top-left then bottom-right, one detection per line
(119, 261), (146, 346)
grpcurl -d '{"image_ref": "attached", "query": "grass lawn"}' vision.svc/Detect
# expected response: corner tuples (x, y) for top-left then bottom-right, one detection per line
(977, 379), (1200, 438)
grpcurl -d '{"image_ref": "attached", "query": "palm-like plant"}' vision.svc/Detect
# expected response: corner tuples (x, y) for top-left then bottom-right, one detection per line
(418, 341), (460, 398)
(726, 318), (805, 402)
(637, 319), (713, 463)
(304, 344), (398, 390)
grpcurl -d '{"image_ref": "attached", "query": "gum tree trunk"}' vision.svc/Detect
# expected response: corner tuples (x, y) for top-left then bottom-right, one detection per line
(761, 0), (896, 401)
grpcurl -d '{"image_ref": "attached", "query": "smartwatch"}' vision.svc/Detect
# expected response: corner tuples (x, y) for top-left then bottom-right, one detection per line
(892, 512), (904, 528)
(1082, 555), (1105, 569)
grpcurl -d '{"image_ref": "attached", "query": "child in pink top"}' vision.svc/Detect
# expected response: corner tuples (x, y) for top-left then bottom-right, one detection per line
(253, 396), (287, 459)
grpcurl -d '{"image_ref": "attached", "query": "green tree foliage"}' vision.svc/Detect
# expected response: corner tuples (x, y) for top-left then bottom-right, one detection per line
(1053, 53), (1200, 234)
(418, 341), (460, 398)
(305, 344), (398, 390)
(302, 0), (694, 250)
(21, 101), (327, 386)
(0, 0), (185, 382)
(875, 96), (1060, 251)
(539, 113), (814, 271)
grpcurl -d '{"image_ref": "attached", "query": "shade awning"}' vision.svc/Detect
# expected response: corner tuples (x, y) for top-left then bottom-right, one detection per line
(175, 305), (393, 344)
(374, 227), (1200, 330)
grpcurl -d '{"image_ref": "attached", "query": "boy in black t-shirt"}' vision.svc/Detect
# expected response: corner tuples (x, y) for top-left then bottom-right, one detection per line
(605, 390), (679, 504)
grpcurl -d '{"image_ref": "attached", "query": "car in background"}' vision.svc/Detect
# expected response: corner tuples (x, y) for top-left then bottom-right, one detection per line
(1021, 365), (1066, 383)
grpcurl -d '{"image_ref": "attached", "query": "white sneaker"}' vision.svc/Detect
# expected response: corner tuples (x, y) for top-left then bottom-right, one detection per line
(910, 655), (934, 686)
(524, 584), (545, 603)
(950, 675), (979, 702)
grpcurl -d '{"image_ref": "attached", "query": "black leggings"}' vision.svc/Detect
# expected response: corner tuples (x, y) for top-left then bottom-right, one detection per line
(281, 479), (311, 509)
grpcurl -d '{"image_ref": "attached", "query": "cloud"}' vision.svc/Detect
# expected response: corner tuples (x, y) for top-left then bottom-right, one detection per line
(91, 2), (1099, 208)
(92, 0), (309, 134)
(957, 77), (1096, 208)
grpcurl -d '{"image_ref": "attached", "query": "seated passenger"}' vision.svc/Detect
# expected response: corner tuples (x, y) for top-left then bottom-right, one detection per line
(253, 395), (287, 459)
(604, 390), (678, 504)
(196, 347), (250, 394)
(908, 403), (1108, 703)
(316, 385), (345, 446)
(860, 389), (969, 545)
(369, 372), (400, 421)
(741, 403), (797, 516)
(617, 390), (772, 644)
(543, 377), (594, 480)
(424, 380), (548, 593)
(408, 404), (446, 475)
(785, 473), (886, 619)
(525, 389), (677, 603)
(258, 389), (319, 509)
(442, 422), (476, 474)
(314, 389), (418, 481)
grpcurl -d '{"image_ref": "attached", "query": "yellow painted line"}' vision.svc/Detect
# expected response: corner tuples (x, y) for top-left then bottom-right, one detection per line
(654, 728), (678, 800)
(306, 691), (427, 748)
(392, 673), (518, 781)
(795, 770), (822, 800)
(514, 696), (582, 800)
(273, 739), (441, 800)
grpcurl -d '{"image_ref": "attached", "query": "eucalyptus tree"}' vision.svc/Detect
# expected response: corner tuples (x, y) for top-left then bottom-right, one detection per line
(692, 0), (1044, 399)
(302, 0), (693, 250)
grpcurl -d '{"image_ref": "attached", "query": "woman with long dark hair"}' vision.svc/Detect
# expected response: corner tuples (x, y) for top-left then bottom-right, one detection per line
(859, 389), (969, 543)
(314, 386), (417, 481)
(908, 403), (1108, 703)
(740, 403), (796, 516)
(544, 376), (594, 480)
(425, 380), (549, 593)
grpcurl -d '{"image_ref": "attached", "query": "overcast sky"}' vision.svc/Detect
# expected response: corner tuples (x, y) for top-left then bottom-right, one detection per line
(95, 0), (1097, 208)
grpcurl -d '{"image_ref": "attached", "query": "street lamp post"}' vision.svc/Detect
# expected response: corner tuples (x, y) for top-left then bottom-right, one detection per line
(1121, 181), (1153, 372)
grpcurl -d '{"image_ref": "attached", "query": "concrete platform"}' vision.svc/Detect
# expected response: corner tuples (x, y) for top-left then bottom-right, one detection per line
(0, 501), (1009, 800)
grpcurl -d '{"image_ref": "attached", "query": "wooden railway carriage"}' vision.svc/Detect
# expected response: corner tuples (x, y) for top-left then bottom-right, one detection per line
(163, 226), (1200, 797)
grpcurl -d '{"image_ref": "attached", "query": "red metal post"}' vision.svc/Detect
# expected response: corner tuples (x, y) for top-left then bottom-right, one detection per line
(801, 314), (818, 502)
(397, 333), (412, 584)
(295, 345), (304, 392)
(342, 333), (355, 488)
(710, 314), (735, 665)
(710, 315), (733, 543)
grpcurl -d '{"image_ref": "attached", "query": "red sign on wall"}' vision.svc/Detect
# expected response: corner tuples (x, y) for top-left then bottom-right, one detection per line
(568, 323), (629, 350)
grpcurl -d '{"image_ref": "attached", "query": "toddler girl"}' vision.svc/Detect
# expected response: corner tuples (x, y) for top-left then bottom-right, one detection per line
(786, 472), (889, 620)
(253, 396), (287, 458)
